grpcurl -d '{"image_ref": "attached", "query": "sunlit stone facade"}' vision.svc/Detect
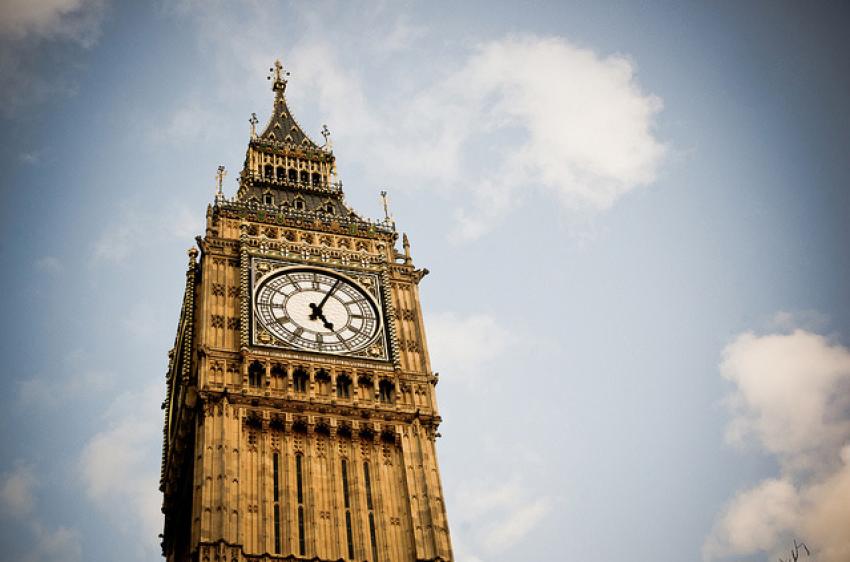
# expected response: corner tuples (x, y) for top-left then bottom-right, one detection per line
(160, 60), (453, 562)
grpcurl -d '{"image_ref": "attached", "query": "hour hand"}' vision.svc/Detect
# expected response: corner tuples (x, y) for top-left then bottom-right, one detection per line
(309, 305), (334, 331)
(309, 302), (322, 320)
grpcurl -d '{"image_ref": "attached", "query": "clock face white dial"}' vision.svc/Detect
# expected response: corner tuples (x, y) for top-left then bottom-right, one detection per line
(254, 268), (380, 353)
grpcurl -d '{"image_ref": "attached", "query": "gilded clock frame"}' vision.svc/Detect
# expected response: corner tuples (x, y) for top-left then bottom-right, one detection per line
(247, 256), (390, 361)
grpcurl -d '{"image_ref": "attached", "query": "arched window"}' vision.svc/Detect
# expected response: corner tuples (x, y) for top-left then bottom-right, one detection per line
(293, 367), (308, 393)
(300, 170), (310, 183)
(270, 364), (285, 378)
(264, 164), (274, 178)
(276, 166), (284, 181)
(296, 454), (306, 555)
(273, 452), (281, 553)
(358, 374), (373, 401)
(364, 462), (378, 561)
(248, 361), (263, 387)
(315, 369), (330, 395)
(312, 172), (321, 185)
(341, 459), (354, 559)
(288, 168), (298, 182)
(336, 373), (352, 399)
(379, 379), (394, 404)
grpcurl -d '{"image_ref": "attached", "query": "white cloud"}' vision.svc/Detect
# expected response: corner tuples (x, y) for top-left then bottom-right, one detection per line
(34, 256), (63, 275)
(92, 202), (203, 264)
(79, 383), (163, 555)
(18, 369), (113, 407)
(705, 325), (850, 562)
(153, 101), (220, 144)
(0, 463), (82, 562)
(0, 462), (37, 516)
(0, 0), (105, 45)
(288, 35), (665, 239)
(452, 478), (551, 559)
(166, 3), (665, 240)
(0, 0), (105, 117)
(19, 151), (40, 164)
(26, 524), (82, 562)
(720, 329), (850, 473)
(425, 312), (511, 385)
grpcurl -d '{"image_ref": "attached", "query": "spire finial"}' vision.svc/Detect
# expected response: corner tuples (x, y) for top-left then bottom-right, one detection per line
(215, 165), (227, 201)
(402, 233), (412, 264)
(268, 59), (290, 92)
(249, 113), (258, 138)
(380, 190), (391, 222)
(321, 124), (333, 151)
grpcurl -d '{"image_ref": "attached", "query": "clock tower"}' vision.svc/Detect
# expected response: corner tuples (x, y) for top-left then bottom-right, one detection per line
(160, 60), (453, 562)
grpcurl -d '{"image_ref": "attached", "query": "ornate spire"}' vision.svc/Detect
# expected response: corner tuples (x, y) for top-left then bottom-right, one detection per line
(257, 58), (317, 148)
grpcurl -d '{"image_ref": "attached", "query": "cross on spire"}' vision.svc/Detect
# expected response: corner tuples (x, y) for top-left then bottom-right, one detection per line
(268, 59), (290, 92)
(249, 113), (258, 138)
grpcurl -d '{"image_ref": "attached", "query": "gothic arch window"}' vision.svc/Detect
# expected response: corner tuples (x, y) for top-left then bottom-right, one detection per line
(276, 166), (284, 181)
(273, 452), (281, 554)
(264, 164), (274, 178)
(300, 170), (310, 184)
(293, 367), (308, 393)
(336, 373), (352, 399)
(288, 168), (298, 182)
(248, 361), (263, 387)
(379, 379), (394, 404)
(315, 369), (330, 395)
(341, 459), (355, 559)
(270, 364), (285, 378)
(295, 453), (306, 556)
(311, 172), (321, 185)
(364, 462), (378, 561)
(358, 374), (373, 401)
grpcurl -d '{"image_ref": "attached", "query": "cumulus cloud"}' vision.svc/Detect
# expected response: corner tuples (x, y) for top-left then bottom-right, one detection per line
(34, 256), (63, 275)
(26, 524), (82, 562)
(0, 463), (82, 562)
(170, 3), (665, 240)
(79, 383), (163, 555)
(18, 369), (113, 408)
(704, 325), (850, 562)
(152, 101), (221, 144)
(0, 0), (106, 116)
(0, 462), (37, 516)
(0, 0), (105, 44)
(425, 311), (511, 386)
(92, 202), (203, 264)
(452, 478), (551, 559)
(288, 35), (665, 240)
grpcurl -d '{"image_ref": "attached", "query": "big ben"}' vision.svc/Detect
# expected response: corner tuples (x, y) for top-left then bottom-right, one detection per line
(159, 59), (454, 562)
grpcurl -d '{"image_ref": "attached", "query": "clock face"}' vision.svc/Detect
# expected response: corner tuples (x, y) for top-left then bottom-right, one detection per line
(254, 267), (381, 353)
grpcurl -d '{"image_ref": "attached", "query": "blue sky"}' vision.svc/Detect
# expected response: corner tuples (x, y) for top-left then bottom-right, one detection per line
(1, 2), (849, 561)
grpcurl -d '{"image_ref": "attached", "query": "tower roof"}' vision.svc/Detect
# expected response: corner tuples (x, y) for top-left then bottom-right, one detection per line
(258, 60), (318, 148)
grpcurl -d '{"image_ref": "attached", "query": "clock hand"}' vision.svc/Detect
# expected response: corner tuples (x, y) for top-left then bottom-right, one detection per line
(309, 308), (335, 331)
(309, 279), (341, 320)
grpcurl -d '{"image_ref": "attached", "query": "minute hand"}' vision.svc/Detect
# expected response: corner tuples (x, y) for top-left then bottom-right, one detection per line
(310, 279), (340, 319)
